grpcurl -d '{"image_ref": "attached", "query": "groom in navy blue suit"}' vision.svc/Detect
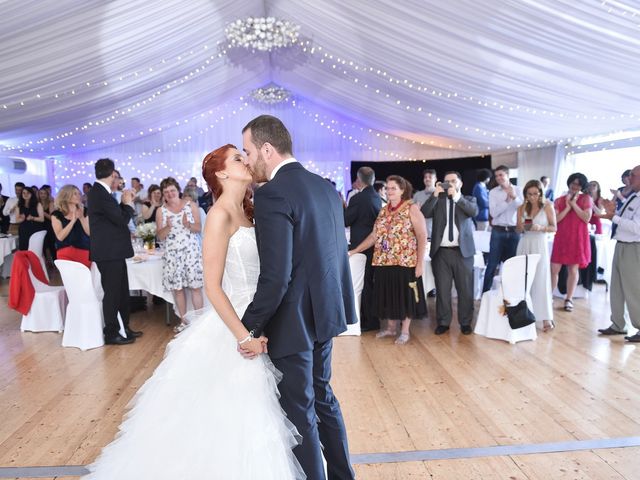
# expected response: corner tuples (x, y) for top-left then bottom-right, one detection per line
(241, 115), (356, 480)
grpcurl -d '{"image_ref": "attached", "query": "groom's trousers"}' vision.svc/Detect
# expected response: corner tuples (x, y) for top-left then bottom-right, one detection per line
(272, 338), (355, 480)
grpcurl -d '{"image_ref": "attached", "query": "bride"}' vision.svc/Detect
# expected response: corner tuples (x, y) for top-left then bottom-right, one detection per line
(83, 145), (305, 479)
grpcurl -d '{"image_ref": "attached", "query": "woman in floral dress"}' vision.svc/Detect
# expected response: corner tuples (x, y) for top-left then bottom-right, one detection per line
(349, 175), (427, 344)
(156, 177), (204, 332)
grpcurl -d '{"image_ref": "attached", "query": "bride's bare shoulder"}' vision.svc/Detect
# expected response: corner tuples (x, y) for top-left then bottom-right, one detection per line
(204, 205), (235, 238)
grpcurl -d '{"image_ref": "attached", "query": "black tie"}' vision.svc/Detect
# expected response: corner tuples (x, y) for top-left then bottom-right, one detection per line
(448, 198), (454, 241)
(619, 194), (637, 217)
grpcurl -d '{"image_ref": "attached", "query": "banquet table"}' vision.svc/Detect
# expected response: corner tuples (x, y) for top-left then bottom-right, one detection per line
(126, 250), (173, 324)
(0, 234), (17, 277)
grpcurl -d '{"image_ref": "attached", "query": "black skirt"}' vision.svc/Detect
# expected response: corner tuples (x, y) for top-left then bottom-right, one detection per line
(372, 265), (427, 320)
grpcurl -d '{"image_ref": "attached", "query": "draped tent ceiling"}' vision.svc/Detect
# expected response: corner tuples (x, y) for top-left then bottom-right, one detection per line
(1, 0), (639, 186)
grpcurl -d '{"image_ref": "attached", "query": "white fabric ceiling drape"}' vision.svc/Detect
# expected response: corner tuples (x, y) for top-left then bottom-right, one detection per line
(1, 0), (639, 176)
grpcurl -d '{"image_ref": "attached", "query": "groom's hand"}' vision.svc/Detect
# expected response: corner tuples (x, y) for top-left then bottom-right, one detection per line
(237, 336), (268, 359)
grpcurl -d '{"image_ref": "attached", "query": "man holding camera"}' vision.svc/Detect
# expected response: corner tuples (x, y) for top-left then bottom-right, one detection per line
(421, 171), (478, 335)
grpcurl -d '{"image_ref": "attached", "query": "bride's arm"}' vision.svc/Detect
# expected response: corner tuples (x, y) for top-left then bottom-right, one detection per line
(202, 209), (264, 356)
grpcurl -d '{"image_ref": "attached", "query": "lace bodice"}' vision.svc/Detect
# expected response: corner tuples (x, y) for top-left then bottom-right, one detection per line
(221, 226), (259, 315)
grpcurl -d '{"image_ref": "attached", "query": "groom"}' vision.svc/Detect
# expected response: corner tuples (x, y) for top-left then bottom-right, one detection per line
(240, 115), (356, 480)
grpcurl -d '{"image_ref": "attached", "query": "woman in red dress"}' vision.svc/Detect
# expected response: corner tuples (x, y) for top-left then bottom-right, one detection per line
(550, 173), (592, 312)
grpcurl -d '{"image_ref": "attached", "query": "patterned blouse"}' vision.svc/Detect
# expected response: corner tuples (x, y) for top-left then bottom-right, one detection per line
(372, 201), (417, 267)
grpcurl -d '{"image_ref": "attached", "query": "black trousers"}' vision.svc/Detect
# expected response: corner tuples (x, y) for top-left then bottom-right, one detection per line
(431, 247), (474, 326)
(272, 339), (355, 480)
(96, 259), (130, 338)
(359, 248), (379, 330)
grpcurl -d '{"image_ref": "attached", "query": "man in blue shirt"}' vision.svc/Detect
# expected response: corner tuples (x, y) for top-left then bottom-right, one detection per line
(472, 169), (491, 230)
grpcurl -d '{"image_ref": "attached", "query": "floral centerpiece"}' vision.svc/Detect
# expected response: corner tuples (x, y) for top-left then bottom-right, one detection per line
(135, 222), (157, 250)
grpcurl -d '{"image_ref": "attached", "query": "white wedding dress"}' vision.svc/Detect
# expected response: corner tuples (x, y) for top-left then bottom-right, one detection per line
(83, 226), (305, 480)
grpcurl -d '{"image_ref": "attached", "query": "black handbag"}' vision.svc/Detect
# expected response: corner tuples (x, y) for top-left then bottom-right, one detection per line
(503, 255), (536, 329)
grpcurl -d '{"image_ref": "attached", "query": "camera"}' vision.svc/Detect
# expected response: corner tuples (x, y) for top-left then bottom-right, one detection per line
(440, 181), (451, 191)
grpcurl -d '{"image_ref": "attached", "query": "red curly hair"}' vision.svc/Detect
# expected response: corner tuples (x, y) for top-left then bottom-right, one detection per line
(202, 144), (254, 222)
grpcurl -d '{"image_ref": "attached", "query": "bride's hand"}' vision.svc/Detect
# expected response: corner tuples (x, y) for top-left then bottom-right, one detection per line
(238, 337), (267, 359)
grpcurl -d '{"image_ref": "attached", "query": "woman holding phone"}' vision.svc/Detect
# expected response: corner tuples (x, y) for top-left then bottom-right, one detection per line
(516, 180), (557, 331)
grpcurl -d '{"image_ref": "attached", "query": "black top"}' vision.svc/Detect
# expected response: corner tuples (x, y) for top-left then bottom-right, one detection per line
(143, 202), (159, 224)
(52, 210), (90, 250)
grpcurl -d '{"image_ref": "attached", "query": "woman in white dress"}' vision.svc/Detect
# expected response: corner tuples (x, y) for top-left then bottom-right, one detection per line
(516, 179), (557, 331)
(83, 144), (304, 480)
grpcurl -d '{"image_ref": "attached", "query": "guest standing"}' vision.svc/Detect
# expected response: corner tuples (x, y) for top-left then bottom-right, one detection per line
(482, 165), (523, 292)
(422, 171), (478, 335)
(0, 183), (9, 234)
(550, 173), (592, 312)
(51, 185), (91, 268)
(472, 169), (492, 231)
(16, 188), (45, 251)
(88, 158), (142, 345)
(156, 177), (204, 333)
(587, 180), (605, 234)
(516, 180), (557, 331)
(344, 167), (382, 331)
(141, 184), (162, 224)
(598, 165), (640, 341)
(350, 175), (427, 344)
(3, 182), (25, 236)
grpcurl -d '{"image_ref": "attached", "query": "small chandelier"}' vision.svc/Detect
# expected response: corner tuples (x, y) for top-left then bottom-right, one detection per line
(250, 84), (292, 104)
(225, 17), (300, 52)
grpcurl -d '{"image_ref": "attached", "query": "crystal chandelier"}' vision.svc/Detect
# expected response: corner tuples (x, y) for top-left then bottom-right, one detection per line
(225, 17), (300, 52)
(250, 85), (292, 104)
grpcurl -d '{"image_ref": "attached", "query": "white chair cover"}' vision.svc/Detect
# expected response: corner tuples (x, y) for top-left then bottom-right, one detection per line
(473, 230), (492, 253)
(474, 254), (540, 344)
(28, 230), (49, 282)
(20, 265), (66, 333)
(56, 260), (106, 350)
(340, 253), (366, 336)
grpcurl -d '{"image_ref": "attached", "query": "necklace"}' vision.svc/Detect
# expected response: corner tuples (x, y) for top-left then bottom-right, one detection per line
(387, 200), (404, 213)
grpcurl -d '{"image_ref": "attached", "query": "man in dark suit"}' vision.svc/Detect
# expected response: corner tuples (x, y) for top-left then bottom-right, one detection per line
(0, 182), (10, 234)
(88, 158), (142, 345)
(241, 115), (356, 480)
(344, 166), (381, 331)
(422, 171), (478, 335)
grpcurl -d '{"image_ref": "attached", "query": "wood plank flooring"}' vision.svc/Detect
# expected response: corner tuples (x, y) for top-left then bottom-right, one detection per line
(1, 274), (639, 479)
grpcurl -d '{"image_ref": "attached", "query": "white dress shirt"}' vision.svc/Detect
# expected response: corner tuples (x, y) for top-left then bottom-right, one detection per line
(489, 185), (524, 227)
(440, 191), (461, 247)
(2, 196), (19, 223)
(613, 193), (640, 242)
(270, 157), (298, 180)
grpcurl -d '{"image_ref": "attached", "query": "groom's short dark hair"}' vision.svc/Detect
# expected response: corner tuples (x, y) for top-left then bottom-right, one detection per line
(242, 115), (293, 156)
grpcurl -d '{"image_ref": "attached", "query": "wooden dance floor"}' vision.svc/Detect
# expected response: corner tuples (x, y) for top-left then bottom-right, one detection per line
(1, 276), (639, 479)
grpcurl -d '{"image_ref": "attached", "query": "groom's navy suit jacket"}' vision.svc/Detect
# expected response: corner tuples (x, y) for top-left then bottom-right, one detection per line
(242, 162), (357, 359)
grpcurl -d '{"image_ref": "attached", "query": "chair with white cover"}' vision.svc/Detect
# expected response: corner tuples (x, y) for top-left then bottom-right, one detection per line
(28, 230), (49, 282)
(340, 253), (366, 336)
(473, 230), (491, 253)
(20, 264), (66, 333)
(55, 260), (105, 350)
(474, 254), (540, 344)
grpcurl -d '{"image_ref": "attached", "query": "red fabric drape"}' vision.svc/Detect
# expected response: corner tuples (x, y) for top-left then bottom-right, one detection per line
(8, 251), (49, 315)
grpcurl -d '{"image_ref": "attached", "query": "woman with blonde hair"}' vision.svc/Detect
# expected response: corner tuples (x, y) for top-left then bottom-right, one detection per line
(516, 180), (556, 331)
(51, 185), (91, 268)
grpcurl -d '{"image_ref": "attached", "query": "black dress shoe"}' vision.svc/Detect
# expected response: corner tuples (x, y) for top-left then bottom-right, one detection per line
(624, 333), (640, 343)
(125, 328), (143, 338)
(434, 325), (450, 335)
(598, 327), (627, 335)
(461, 325), (473, 335)
(105, 334), (135, 345)
(427, 289), (437, 298)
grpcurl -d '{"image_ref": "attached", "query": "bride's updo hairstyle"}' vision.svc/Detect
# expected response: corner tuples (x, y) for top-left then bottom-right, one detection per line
(202, 144), (254, 222)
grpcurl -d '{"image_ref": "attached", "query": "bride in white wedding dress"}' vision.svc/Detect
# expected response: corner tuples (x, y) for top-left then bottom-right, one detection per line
(83, 145), (305, 479)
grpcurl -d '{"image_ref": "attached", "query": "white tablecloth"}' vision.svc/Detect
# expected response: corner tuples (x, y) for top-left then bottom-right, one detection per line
(0, 235), (17, 266)
(126, 251), (174, 304)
